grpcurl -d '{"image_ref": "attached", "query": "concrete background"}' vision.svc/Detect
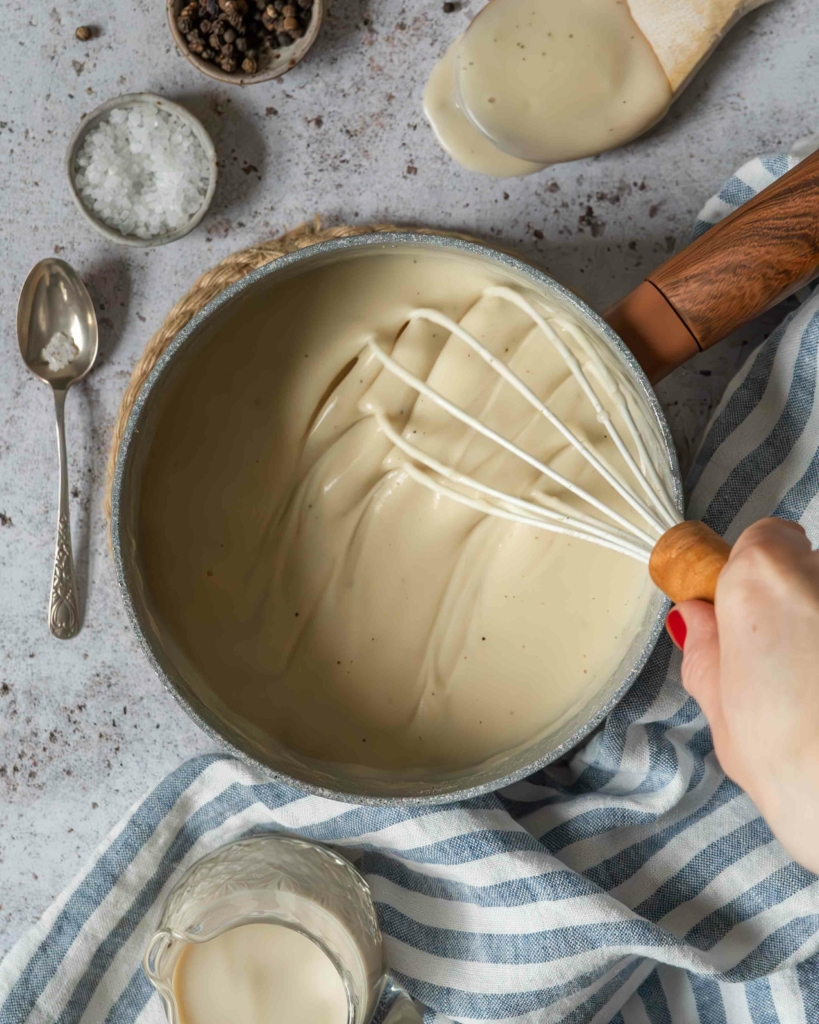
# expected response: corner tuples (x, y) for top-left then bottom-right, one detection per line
(0, 0), (816, 957)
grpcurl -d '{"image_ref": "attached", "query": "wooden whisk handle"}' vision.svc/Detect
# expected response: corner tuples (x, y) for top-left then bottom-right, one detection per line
(649, 521), (731, 604)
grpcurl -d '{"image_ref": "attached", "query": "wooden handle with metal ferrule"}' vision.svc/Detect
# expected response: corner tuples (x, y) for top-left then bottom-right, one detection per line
(607, 148), (819, 383)
(649, 521), (731, 604)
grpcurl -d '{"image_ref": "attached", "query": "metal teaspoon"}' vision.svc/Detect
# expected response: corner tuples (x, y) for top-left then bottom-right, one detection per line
(17, 258), (99, 639)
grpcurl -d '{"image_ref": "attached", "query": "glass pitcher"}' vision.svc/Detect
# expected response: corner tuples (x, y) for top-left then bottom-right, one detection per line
(143, 833), (386, 1024)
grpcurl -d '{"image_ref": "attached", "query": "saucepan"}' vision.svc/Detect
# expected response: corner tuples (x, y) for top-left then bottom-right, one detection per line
(112, 150), (819, 804)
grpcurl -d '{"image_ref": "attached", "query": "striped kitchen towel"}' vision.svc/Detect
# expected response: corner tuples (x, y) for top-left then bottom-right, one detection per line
(3, 141), (819, 1024)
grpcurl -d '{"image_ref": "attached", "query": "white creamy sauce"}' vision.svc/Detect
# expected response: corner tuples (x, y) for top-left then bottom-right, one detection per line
(423, 38), (546, 178)
(173, 923), (349, 1024)
(140, 248), (668, 776)
(425, 0), (672, 175)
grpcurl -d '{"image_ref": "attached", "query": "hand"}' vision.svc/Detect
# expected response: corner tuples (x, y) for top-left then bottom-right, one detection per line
(667, 517), (819, 874)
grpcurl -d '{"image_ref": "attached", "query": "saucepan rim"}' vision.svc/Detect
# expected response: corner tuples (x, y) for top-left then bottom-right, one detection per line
(111, 231), (682, 805)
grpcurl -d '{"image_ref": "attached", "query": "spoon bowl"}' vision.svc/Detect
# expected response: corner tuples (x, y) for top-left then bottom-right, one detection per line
(18, 258), (99, 388)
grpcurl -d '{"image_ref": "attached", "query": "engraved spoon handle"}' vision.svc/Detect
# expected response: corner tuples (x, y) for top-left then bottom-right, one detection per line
(49, 388), (80, 639)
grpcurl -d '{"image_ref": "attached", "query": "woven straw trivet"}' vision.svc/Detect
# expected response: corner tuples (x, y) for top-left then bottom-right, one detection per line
(104, 219), (482, 522)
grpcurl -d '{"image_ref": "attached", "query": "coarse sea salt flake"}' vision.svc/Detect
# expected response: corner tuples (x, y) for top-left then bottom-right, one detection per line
(74, 104), (210, 241)
(40, 331), (79, 373)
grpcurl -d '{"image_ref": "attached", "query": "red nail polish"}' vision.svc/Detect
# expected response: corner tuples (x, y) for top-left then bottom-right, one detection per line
(666, 609), (687, 650)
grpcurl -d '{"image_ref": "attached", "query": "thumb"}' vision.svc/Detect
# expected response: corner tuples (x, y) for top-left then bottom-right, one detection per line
(667, 600), (723, 728)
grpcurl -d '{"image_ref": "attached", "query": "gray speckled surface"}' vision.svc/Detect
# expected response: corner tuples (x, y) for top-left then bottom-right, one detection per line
(0, 0), (815, 957)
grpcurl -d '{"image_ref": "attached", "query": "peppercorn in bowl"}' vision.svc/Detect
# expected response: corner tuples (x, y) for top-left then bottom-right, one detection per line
(167, 0), (323, 84)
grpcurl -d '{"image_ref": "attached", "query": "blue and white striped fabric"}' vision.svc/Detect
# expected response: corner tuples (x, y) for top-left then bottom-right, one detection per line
(4, 141), (819, 1024)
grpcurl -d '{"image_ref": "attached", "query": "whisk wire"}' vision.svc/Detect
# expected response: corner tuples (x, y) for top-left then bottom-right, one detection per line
(409, 305), (668, 537)
(376, 413), (647, 556)
(366, 337), (659, 548)
(483, 286), (679, 531)
(365, 286), (682, 565)
(403, 464), (651, 563)
(555, 316), (679, 528)
(523, 488), (643, 546)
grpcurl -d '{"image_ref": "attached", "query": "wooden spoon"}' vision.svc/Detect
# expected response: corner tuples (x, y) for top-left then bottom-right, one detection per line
(629, 0), (774, 95)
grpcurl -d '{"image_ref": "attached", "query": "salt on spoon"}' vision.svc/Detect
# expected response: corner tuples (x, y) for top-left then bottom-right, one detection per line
(41, 331), (80, 373)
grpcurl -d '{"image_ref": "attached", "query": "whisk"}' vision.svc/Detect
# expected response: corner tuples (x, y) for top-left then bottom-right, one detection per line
(366, 286), (731, 605)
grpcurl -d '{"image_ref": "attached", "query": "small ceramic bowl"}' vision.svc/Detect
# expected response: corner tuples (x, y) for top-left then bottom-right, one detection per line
(167, 0), (324, 85)
(66, 92), (218, 248)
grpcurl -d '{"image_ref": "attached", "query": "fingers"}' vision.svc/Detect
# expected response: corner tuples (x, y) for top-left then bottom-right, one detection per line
(668, 600), (718, 696)
(666, 600), (731, 762)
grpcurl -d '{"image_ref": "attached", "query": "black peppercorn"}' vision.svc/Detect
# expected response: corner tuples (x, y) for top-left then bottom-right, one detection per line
(179, 0), (313, 73)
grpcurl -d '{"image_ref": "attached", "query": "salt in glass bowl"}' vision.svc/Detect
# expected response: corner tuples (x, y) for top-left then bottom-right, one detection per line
(66, 92), (218, 248)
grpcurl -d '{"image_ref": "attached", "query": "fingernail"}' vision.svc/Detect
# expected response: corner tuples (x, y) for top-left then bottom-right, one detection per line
(666, 609), (687, 650)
